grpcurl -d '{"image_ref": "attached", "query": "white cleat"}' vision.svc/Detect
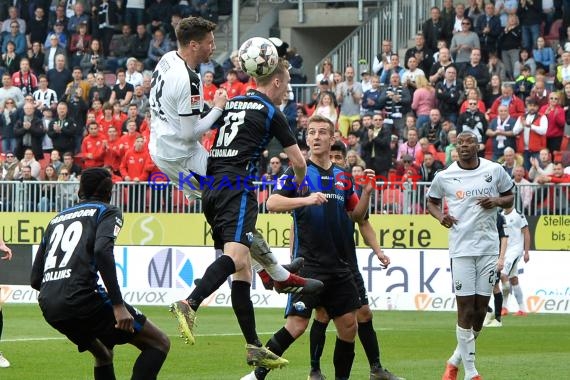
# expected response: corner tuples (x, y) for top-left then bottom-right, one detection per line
(0, 352), (10, 368)
(486, 319), (502, 327)
(240, 371), (257, 380)
(483, 311), (495, 326)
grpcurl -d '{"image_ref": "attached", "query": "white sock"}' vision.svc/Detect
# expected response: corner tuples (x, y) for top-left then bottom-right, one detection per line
(448, 345), (462, 367)
(249, 233), (290, 281)
(263, 261), (290, 281)
(512, 284), (525, 311)
(502, 282), (511, 308)
(254, 250), (289, 281)
(456, 325), (478, 378)
(251, 258), (263, 273)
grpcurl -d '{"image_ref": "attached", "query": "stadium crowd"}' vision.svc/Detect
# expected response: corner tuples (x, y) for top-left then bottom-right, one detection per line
(0, 0), (569, 214)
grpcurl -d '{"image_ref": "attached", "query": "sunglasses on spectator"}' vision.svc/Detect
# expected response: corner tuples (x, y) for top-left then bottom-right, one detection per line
(60, 172), (69, 175)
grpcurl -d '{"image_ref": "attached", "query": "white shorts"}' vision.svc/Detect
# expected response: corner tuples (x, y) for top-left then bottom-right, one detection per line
(501, 254), (520, 279)
(151, 152), (208, 200)
(451, 255), (498, 297)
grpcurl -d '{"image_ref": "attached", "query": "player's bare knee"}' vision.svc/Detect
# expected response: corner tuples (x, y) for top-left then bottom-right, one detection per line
(154, 331), (171, 353)
(510, 276), (519, 285)
(356, 305), (373, 322)
(285, 316), (309, 338)
(314, 308), (330, 324)
(334, 313), (357, 341)
(91, 344), (113, 366)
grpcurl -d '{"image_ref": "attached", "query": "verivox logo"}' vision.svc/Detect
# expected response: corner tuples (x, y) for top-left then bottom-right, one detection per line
(415, 293), (431, 310)
(526, 295), (545, 313)
(148, 248), (193, 288)
(526, 295), (570, 313)
(414, 293), (456, 311)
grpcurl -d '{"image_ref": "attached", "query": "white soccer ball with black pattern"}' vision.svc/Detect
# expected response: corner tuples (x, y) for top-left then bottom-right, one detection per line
(238, 37), (279, 78)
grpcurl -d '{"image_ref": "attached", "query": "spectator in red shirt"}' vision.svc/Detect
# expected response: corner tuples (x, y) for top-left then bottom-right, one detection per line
(89, 98), (103, 120)
(96, 102), (115, 135)
(536, 161), (570, 184)
(120, 135), (153, 212)
(488, 83), (525, 120)
(12, 58), (38, 96)
(103, 126), (123, 174)
(121, 103), (143, 133)
(539, 92), (566, 153)
(112, 102), (128, 129)
(220, 69), (245, 99)
(119, 120), (141, 153)
(80, 121), (106, 168)
(536, 162), (570, 214)
(202, 71), (218, 107)
(120, 135), (152, 181)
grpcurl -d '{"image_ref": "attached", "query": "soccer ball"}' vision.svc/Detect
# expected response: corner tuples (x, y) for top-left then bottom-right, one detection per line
(238, 37), (279, 78)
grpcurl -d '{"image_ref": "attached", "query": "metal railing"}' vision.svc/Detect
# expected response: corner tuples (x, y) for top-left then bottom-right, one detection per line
(1, 181), (568, 216)
(314, 0), (441, 78)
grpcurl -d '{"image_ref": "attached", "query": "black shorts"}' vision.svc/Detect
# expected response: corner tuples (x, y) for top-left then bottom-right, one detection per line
(285, 271), (361, 319)
(202, 178), (258, 249)
(47, 302), (147, 352)
(351, 264), (369, 305)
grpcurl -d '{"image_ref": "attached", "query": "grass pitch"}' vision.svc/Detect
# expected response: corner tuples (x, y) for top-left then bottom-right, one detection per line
(1, 304), (569, 379)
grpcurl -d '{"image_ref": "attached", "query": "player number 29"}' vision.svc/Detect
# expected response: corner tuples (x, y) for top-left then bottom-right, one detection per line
(44, 221), (84, 271)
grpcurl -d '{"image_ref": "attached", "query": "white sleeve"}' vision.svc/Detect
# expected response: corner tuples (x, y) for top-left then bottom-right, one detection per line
(532, 115), (548, 135)
(372, 56), (383, 75)
(427, 172), (444, 199)
(496, 164), (515, 193)
(512, 117), (523, 135)
(178, 107), (223, 142)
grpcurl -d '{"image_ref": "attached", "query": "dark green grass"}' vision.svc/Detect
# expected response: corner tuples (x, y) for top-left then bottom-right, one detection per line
(1, 305), (569, 379)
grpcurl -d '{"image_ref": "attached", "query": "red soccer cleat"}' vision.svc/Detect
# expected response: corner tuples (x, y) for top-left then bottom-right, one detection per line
(501, 307), (509, 316)
(258, 258), (306, 291)
(274, 273), (323, 295)
(442, 363), (458, 380)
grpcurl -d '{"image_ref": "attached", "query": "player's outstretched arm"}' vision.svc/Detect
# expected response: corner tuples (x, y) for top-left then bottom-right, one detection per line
(283, 144), (307, 188)
(266, 192), (327, 212)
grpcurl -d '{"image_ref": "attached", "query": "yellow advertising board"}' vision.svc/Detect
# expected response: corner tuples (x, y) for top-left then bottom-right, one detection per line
(0, 212), (450, 248)
(533, 215), (570, 250)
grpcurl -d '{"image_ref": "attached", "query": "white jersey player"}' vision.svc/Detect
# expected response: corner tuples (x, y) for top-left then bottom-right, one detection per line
(427, 131), (514, 380)
(499, 206), (530, 316)
(149, 50), (226, 200)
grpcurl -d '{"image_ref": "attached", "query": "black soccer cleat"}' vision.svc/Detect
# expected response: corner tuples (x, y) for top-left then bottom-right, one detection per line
(282, 257), (304, 274)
